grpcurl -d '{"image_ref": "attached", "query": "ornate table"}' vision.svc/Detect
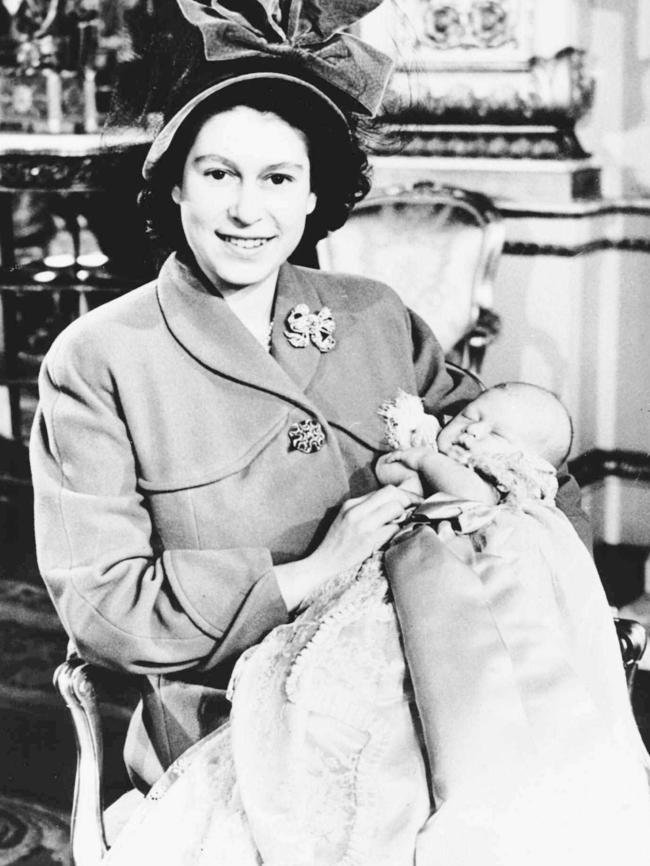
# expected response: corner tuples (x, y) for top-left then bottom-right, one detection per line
(0, 130), (152, 441)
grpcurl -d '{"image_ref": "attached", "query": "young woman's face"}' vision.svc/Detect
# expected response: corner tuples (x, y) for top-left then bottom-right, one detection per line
(172, 106), (317, 293)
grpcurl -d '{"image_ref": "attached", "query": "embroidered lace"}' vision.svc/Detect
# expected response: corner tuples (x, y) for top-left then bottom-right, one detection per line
(228, 554), (429, 865)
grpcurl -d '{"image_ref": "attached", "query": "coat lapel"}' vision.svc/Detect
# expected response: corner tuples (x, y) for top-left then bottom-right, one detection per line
(270, 262), (326, 393)
(156, 256), (319, 409)
(277, 265), (387, 451)
(156, 255), (386, 452)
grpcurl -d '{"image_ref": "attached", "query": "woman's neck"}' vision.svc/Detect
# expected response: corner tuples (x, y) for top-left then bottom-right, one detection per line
(219, 271), (278, 350)
(217, 267), (278, 302)
(182, 252), (279, 349)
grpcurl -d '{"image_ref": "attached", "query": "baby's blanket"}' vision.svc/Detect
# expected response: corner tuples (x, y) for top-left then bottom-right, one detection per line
(386, 498), (650, 866)
(103, 556), (430, 866)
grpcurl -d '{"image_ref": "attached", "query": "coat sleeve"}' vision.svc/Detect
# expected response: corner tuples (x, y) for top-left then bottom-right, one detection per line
(407, 307), (593, 552)
(408, 307), (482, 417)
(555, 468), (593, 553)
(29, 338), (289, 676)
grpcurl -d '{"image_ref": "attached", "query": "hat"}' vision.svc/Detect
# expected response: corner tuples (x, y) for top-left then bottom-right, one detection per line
(142, 0), (392, 179)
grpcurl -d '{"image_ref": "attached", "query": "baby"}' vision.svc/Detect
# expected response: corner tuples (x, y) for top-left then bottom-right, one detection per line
(375, 383), (650, 866)
(375, 381), (571, 505)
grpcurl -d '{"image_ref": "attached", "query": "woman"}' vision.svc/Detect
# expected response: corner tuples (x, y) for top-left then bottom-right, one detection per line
(30, 0), (588, 800)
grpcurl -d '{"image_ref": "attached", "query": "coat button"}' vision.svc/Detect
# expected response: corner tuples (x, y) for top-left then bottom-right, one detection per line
(288, 419), (325, 454)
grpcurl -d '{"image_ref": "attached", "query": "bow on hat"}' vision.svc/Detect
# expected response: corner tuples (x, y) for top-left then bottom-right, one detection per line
(176, 0), (393, 116)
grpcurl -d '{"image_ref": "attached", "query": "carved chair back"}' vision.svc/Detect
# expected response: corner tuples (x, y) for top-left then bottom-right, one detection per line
(317, 181), (505, 372)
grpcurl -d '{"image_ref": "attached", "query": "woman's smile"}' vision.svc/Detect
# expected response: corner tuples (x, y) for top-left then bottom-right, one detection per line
(172, 106), (316, 294)
(215, 232), (276, 252)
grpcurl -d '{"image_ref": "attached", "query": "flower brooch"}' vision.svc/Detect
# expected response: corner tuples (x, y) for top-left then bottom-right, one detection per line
(284, 304), (336, 353)
(288, 419), (326, 454)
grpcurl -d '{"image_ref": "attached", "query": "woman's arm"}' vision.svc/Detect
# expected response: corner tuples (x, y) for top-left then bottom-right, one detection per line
(31, 345), (288, 676)
(274, 483), (421, 610)
(31, 338), (421, 672)
(408, 308), (482, 418)
(556, 468), (593, 553)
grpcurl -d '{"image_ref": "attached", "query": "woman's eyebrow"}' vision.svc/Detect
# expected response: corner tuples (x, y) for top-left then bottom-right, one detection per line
(193, 154), (238, 168)
(264, 161), (307, 172)
(192, 156), (306, 173)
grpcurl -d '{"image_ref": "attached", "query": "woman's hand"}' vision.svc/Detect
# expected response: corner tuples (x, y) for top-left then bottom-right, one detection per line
(274, 485), (422, 612)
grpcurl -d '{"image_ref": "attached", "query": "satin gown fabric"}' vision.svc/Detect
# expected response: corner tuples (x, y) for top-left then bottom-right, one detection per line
(386, 501), (650, 866)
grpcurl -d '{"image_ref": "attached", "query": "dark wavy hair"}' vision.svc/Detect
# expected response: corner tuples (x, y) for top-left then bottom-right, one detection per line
(138, 74), (372, 261)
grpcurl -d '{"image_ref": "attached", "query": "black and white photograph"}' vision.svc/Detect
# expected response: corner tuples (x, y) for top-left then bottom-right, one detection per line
(1, 1), (650, 864)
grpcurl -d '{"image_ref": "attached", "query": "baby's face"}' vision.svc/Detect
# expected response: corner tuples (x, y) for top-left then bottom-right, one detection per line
(437, 390), (534, 463)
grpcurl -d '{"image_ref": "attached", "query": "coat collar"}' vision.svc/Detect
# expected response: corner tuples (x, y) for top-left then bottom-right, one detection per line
(156, 254), (384, 452)
(156, 254), (333, 410)
(269, 260), (327, 393)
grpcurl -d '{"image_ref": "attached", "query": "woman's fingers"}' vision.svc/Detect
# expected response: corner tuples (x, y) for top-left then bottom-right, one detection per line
(338, 486), (420, 546)
(367, 497), (412, 526)
(348, 484), (422, 512)
(306, 486), (421, 587)
(372, 520), (404, 550)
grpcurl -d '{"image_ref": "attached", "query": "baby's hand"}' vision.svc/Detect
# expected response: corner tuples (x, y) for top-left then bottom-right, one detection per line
(387, 447), (435, 473)
(375, 452), (424, 496)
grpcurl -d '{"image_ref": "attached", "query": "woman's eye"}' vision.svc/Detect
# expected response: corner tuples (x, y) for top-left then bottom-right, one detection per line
(267, 173), (293, 186)
(206, 169), (228, 181)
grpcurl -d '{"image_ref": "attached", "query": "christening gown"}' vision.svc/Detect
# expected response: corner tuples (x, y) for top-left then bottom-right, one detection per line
(103, 452), (650, 866)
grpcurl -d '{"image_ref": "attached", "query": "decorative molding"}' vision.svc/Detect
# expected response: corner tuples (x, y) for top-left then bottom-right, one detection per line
(570, 449), (650, 487)
(365, 0), (535, 62)
(369, 152), (604, 205)
(504, 237), (650, 258)
(499, 203), (650, 220)
(383, 47), (595, 126)
(419, 0), (521, 51)
(376, 123), (590, 160)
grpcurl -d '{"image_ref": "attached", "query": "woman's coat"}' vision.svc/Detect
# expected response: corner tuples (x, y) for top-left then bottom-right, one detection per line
(29, 255), (583, 788)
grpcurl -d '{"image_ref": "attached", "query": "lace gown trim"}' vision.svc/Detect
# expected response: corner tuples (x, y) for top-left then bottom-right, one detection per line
(227, 554), (429, 866)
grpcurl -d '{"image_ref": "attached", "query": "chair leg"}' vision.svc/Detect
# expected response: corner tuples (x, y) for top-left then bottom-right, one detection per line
(54, 656), (109, 866)
(614, 617), (648, 695)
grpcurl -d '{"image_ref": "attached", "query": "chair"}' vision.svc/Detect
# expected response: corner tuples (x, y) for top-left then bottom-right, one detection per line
(317, 181), (505, 373)
(616, 617), (648, 694)
(53, 621), (647, 866)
